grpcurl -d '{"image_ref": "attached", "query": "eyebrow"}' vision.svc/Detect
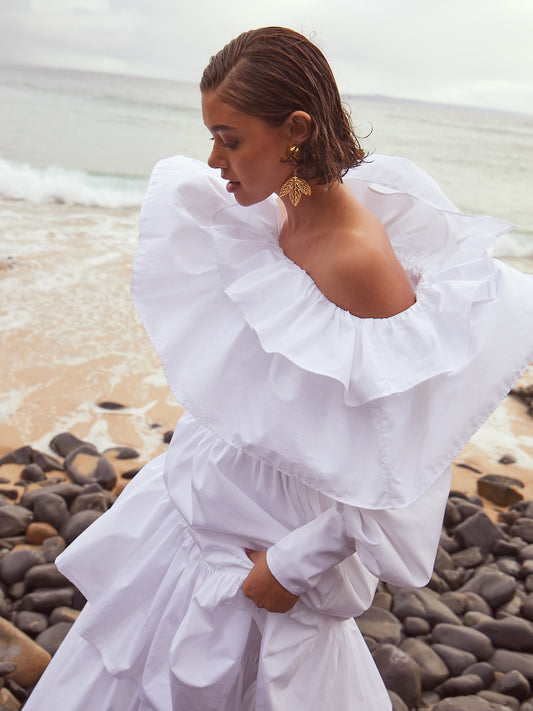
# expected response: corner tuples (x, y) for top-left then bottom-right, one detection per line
(209, 124), (238, 132)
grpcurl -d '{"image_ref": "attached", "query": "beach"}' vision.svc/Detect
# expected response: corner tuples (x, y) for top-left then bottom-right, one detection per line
(1, 65), (533, 709)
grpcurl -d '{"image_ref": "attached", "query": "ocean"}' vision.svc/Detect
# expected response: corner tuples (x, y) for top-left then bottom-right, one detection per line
(1, 64), (532, 454)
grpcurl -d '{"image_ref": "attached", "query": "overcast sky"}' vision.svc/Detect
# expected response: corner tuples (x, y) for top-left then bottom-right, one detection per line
(1, 0), (532, 114)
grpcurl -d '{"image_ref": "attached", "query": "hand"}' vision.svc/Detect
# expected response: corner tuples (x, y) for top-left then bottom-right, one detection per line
(242, 550), (299, 613)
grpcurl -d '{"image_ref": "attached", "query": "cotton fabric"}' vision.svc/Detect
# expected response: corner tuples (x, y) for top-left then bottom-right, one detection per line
(24, 155), (533, 710)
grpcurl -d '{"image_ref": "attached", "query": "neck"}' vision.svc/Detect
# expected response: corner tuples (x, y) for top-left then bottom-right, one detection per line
(277, 181), (351, 237)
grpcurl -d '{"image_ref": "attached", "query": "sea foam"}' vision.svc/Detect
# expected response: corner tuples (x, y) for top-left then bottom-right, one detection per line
(0, 159), (145, 208)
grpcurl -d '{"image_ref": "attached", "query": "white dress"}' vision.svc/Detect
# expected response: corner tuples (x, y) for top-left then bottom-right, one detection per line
(24, 155), (533, 711)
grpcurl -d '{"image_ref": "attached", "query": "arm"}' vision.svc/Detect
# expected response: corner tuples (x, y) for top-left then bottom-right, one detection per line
(242, 467), (451, 612)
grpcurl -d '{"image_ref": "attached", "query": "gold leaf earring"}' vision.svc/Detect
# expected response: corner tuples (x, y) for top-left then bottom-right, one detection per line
(279, 146), (311, 207)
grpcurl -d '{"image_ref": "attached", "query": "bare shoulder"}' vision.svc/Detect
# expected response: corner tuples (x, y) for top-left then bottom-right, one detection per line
(318, 221), (416, 319)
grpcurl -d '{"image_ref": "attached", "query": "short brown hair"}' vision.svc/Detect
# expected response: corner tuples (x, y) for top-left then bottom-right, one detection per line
(200, 27), (365, 186)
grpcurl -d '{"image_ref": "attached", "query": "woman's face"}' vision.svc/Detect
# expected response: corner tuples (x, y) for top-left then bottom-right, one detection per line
(202, 91), (293, 207)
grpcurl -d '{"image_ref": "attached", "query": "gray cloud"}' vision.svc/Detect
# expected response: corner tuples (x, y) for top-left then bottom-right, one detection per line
(0, 0), (531, 113)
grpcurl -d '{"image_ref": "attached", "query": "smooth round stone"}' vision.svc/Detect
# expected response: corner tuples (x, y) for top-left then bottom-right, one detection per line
(25, 521), (58, 545)
(24, 563), (70, 590)
(0, 617), (51, 687)
(478, 690), (520, 710)
(388, 690), (409, 711)
(432, 643), (477, 676)
(372, 644), (421, 709)
(435, 546), (455, 575)
(33, 492), (69, 530)
(463, 592), (492, 616)
(20, 463), (46, 483)
(497, 593), (526, 618)
(491, 669), (531, 701)
(0, 661), (17, 677)
(19, 587), (74, 613)
(49, 432), (88, 458)
(392, 588), (461, 626)
(41, 535), (66, 563)
(434, 694), (496, 710)
(372, 591), (392, 611)
(463, 661), (495, 687)
(522, 593), (533, 621)
(0, 505), (33, 537)
(435, 673), (484, 697)
(475, 616), (533, 653)
(440, 531), (460, 554)
(49, 606), (80, 625)
(519, 544), (533, 561)
(490, 649), (533, 683)
(403, 616), (431, 636)
(69, 492), (108, 515)
(401, 638), (449, 690)
(440, 591), (467, 616)
(454, 511), (503, 555)
(60, 510), (103, 545)
(21, 484), (82, 509)
(432, 623), (493, 661)
(35, 622), (72, 656)
(511, 518), (533, 544)
(451, 546), (484, 568)
(357, 607), (403, 645)
(496, 557), (522, 577)
(15, 611), (48, 637)
(459, 570), (516, 608)
(0, 548), (46, 585)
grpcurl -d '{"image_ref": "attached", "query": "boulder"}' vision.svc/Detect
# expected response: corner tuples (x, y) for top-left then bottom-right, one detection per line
(0, 617), (51, 687)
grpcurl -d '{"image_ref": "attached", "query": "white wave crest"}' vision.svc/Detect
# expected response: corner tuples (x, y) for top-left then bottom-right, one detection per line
(494, 230), (533, 258)
(0, 159), (145, 208)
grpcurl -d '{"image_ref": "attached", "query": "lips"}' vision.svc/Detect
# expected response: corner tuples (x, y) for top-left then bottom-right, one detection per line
(225, 180), (240, 193)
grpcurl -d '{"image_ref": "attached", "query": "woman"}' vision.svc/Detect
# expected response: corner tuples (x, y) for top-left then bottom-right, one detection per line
(24, 27), (533, 711)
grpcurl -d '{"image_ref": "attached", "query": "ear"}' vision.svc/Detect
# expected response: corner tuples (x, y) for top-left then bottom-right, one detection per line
(286, 111), (312, 145)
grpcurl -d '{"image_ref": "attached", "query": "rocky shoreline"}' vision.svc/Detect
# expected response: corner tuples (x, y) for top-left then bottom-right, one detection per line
(0, 432), (532, 710)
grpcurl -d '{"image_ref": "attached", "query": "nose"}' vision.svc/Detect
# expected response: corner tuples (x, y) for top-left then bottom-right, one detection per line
(207, 142), (228, 170)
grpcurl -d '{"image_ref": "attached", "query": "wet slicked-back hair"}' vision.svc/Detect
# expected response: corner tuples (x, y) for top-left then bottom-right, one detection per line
(200, 27), (365, 186)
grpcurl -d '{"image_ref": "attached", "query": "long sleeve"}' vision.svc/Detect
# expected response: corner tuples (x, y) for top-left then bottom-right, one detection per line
(267, 467), (451, 595)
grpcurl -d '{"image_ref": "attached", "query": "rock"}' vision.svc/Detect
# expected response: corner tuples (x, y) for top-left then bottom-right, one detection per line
(496, 557), (522, 578)
(463, 592), (493, 616)
(14, 611), (48, 637)
(69, 492), (108, 515)
(440, 591), (467, 616)
(104, 446), (139, 460)
(401, 638), (449, 689)
(0, 590), (10, 619)
(49, 606), (80, 625)
(0, 489), (19, 502)
(20, 483), (82, 508)
(490, 649), (533, 683)
(356, 607), (403, 645)
(32, 493), (69, 530)
(372, 644), (421, 708)
(0, 617), (51, 686)
(20, 463), (46, 483)
(49, 432), (89, 458)
(459, 571), (516, 608)
(0, 447), (33, 466)
(511, 519), (533, 544)
(440, 567), (467, 590)
(30, 451), (63, 473)
(35, 622), (72, 655)
(451, 546), (484, 568)
(0, 506), (33, 537)
(372, 591), (392, 611)
(18, 587), (74, 613)
(97, 401), (126, 410)
(388, 690), (409, 711)
(0, 549), (46, 585)
(435, 546), (455, 574)
(433, 694), (497, 710)
(520, 544), (533, 561)
(478, 474), (524, 507)
(464, 661), (495, 687)
(25, 522), (58, 545)
(64, 446), (116, 490)
(494, 539), (523, 557)
(435, 673), (484, 697)
(41, 535), (66, 563)
(498, 593), (526, 618)
(0, 661), (17, 677)
(523, 594), (533, 622)
(454, 511), (503, 555)
(163, 430), (173, 444)
(8, 581), (25, 599)
(24, 563), (70, 589)
(478, 690), (520, 710)
(491, 670), (531, 701)
(432, 643), (477, 676)
(403, 616), (431, 636)
(60, 510), (102, 545)
(0, 687), (22, 711)
(432, 623), (493, 660)
(392, 587), (461, 626)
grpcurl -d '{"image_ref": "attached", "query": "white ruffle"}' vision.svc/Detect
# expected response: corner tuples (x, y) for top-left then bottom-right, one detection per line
(55, 457), (390, 711)
(132, 155), (533, 508)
